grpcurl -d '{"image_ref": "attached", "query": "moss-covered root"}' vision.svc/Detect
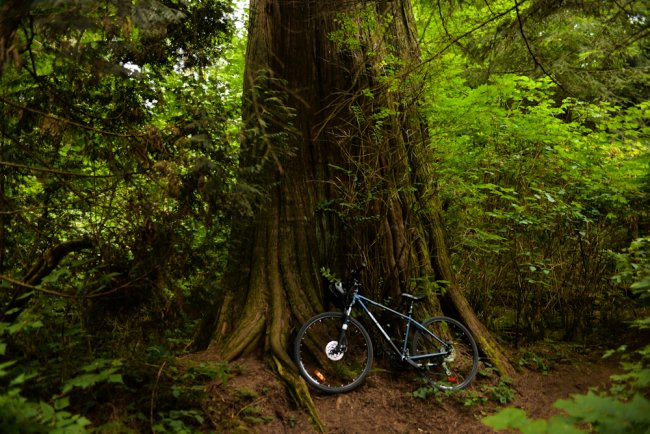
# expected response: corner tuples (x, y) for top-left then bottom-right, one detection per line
(271, 354), (326, 433)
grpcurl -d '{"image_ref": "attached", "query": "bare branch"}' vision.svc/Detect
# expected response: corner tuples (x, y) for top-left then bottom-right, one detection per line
(0, 96), (146, 138)
(513, 0), (567, 92)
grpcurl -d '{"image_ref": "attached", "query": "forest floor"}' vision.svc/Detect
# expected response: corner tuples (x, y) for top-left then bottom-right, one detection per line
(191, 341), (623, 433)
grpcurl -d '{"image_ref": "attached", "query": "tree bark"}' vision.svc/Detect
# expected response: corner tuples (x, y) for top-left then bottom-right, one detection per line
(0, 0), (34, 71)
(205, 0), (515, 425)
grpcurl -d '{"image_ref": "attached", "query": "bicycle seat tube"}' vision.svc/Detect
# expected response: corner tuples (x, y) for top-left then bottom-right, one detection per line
(402, 300), (416, 355)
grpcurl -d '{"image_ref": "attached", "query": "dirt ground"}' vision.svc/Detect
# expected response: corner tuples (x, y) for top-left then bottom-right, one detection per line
(195, 343), (621, 433)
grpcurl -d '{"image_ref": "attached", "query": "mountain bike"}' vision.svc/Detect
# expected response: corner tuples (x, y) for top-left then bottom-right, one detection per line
(293, 264), (479, 394)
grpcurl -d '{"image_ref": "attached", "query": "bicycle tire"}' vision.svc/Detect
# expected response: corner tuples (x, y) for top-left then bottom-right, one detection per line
(411, 316), (479, 390)
(294, 312), (373, 394)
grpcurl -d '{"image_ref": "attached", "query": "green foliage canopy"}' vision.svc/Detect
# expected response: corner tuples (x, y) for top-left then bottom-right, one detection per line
(414, 0), (650, 342)
(0, 0), (246, 431)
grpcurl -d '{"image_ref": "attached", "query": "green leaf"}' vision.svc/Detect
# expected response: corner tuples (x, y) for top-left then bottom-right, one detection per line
(54, 397), (70, 410)
(484, 407), (587, 433)
(108, 374), (123, 383)
(0, 360), (17, 377)
(483, 407), (531, 430)
(555, 392), (650, 434)
(631, 276), (650, 292)
(62, 358), (123, 394)
(545, 416), (586, 434)
(39, 401), (55, 421)
(9, 372), (37, 386)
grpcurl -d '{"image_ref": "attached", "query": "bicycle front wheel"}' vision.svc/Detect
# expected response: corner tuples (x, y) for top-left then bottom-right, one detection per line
(294, 312), (373, 394)
(411, 316), (478, 390)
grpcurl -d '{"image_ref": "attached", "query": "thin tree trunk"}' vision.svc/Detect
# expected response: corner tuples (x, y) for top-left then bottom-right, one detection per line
(428, 203), (516, 377)
(0, 0), (34, 70)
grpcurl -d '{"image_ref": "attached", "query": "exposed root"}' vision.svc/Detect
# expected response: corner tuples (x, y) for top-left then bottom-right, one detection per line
(270, 354), (326, 433)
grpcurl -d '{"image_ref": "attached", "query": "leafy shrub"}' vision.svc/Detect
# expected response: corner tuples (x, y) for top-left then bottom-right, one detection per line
(483, 237), (650, 433)
(428, 73), (649, 342)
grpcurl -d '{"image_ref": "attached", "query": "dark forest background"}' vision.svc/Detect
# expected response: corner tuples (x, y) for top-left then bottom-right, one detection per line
(0, 0), (648, 432)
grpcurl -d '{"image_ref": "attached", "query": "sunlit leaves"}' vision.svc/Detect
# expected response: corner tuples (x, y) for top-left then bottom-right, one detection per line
(484, 392), (650, 434)
(423, 64), (649, 338)
(415, 0), (650, 103)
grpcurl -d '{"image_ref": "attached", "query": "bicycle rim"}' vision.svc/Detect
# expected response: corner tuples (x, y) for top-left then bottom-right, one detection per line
(411, 316), (478, 390)
(294, 312), (373, 394)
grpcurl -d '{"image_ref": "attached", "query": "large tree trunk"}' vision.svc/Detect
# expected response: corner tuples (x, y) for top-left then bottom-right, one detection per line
(205, 0), (514, 425)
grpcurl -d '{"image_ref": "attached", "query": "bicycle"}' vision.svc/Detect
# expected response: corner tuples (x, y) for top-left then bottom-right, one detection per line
(293, 264), (479, 394)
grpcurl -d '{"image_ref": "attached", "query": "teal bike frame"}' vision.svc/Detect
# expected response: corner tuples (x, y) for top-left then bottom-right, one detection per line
(338, 281), (451, 371)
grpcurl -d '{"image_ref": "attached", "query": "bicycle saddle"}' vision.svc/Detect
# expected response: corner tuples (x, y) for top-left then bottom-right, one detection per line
(401, 293), (426, 302)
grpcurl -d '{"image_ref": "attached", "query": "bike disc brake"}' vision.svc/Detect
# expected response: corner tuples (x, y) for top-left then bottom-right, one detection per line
(325, 341), (344, 361)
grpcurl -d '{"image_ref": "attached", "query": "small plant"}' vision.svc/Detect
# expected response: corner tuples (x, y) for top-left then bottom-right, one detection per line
(0, 389), (91, 434)
(62, 358), (124, 394)
(153, 409), (206, 434)
(451, 377), (516, 407)
(489, 377), (516, 404)
(412, 385), (439, 400)
(320, 267), (338, 283)
(518, 350), (549, 373)
(235, 387), (259, 400)
(458, 389), (488, 406)
(240, 405), (273, 425)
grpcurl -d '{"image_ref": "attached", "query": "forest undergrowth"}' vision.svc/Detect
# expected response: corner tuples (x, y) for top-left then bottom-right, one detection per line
(185, 337), (634, 433)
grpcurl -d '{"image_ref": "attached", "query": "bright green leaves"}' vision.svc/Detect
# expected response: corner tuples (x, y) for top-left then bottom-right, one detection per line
(557, 392), (650, 434)
(483, 407), (586, 434)
(484, 393), (650, 434)
(426, 68), (649, 340)
(0, 391), (92, 434)
(61, 358), (123, 394)
(416, 0), (650, 104)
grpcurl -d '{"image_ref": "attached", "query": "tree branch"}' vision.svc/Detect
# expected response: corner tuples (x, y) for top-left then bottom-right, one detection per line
(1, 238), (93, 322)
(513, 0), (567, 92)
(416, 2), (522, 72)
(0, 96), (146, 138)
(0, 160), (120, 179)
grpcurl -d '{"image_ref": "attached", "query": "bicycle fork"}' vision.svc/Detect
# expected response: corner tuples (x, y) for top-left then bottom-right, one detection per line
(332, 305), (354, 356)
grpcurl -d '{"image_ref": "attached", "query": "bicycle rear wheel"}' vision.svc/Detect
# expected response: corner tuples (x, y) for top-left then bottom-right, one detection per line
(411, 316), (478, 390)
(294, 312), (373, 394)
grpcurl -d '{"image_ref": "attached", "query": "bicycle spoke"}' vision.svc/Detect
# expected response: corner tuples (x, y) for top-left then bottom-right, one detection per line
(411, 316), (479, 390)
